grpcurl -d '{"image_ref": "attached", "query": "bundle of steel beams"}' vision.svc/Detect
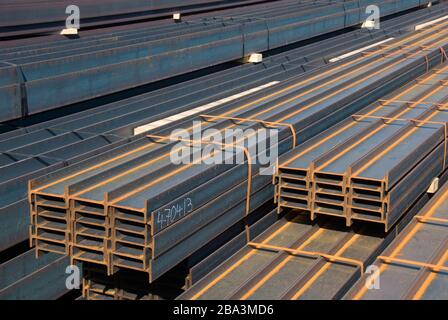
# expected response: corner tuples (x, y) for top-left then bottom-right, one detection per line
(0, 0), (431, 122)
(345, 180), (448, 300)
(27, 22), (448, 284)
(274, 59), (448, 231)
(0, 0), (274, 38)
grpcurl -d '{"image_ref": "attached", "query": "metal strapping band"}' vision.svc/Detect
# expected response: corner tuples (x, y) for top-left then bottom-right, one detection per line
(200, 114), (297, 147)
(424, 54), (430, 73)
(440, 47), (448, 61)
(247, 242), (364, 273)
(378, 255), (448, 273)
(415, 216), (448, 224)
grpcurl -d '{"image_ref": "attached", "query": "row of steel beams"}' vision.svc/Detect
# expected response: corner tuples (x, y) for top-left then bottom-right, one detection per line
(0, 0), (275, 38)
(5, 7), (444, 299)
(0, 0), (431, 121)
(28, 22), (448, 283)
(2, 2), (442, 298)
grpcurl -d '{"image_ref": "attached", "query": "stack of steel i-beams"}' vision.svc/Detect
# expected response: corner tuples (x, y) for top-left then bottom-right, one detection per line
(179, 59), (448, 301)
(81, 206), (278, 300)
(274, 60), (448, 231)
(345, 180), (448, 300)
(0, 0), (432, 122)
(4, 4), (448, 300)
(27, 19), (448, 292)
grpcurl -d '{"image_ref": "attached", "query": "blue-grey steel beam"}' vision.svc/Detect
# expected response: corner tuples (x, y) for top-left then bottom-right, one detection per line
(0, 249), (71, 300)
(0, 0), (276, 38)
(0, 0), (432, 121)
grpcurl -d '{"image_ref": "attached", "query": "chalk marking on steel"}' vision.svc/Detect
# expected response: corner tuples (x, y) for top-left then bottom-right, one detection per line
(133, 81), (280, 135)
(329, 38), (395, 63)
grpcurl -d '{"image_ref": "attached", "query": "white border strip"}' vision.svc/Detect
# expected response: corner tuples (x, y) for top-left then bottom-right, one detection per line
(415, 15), (448, 31)
(329, 38), (395, 63)
(133, 81), (280, 136)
